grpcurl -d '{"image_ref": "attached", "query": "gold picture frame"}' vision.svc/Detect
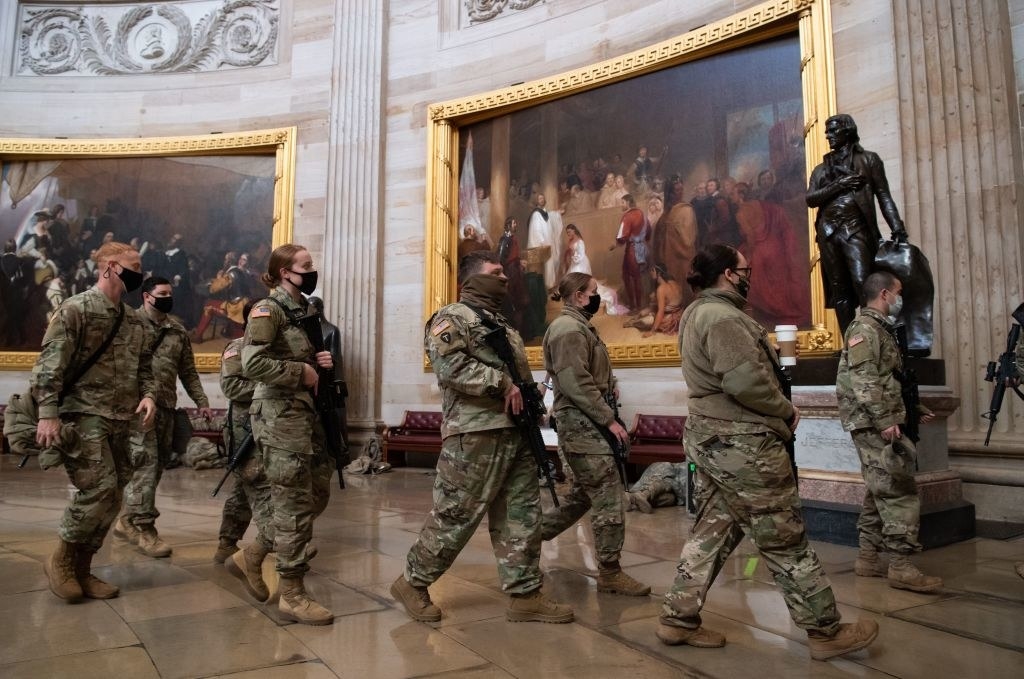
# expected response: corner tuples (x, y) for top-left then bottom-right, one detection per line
(424, 0), (839, 367)
(0, 127), (296, 372)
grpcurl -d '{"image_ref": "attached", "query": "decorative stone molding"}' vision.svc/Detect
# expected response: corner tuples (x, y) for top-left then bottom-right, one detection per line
(465, 0), (542, 24)
(16, 0), (278, 76)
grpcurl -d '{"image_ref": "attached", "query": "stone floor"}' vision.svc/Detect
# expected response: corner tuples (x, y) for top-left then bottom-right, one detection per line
(1, 455), (1022, 678)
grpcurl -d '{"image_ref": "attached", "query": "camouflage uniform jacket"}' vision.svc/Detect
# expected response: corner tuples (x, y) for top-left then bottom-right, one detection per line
(836, 307), (905, 432)
(139, 308), (208, 410)
(425, 301), (527, 439)
(242, 287), (315, 411)
(220, 337), (254, 427)
(1017, 339), (1024, 377)
(543, 306), (618, 454)
(31, 286), (156, 420)
(678, 288), (794, 440)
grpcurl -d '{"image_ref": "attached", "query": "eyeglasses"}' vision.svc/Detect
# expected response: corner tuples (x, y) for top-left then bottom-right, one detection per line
(733, 267), (752, 276)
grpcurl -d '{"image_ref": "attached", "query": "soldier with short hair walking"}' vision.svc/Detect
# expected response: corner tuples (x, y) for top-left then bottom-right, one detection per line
(31, 241), (157, 603)
(837, 271), (942, 592)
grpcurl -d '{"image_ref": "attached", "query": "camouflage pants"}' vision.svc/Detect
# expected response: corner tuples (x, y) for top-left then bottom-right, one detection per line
(57, 415), (133, 552)
(662, 428), (840, 635)
(405, 428), (542, 594)
(851, 428), (921, 555)
(629, 461), (687, 508)
(218, 418), (274, 551)
(541, 453), (625, 566)
(123, 405), (175, 529)
(251, 398), (331, 578)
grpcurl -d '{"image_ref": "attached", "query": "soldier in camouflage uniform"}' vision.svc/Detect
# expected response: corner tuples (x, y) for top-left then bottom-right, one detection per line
(837, 271), (942, 593)
(661, 244), (878, 661)
(241, 244), (334, 625)
(392, 250), (573, 624)
(625, 462), (687, 513)
(214, 304), (275, 593)
(31, 242), (157, 603)
(540, 272), (650, 596)
(114, 276), (212, 558)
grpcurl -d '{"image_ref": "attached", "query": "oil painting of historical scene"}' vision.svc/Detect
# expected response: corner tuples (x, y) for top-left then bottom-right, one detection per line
(455, 34), (811, 346)
(0, 155), (276, 355)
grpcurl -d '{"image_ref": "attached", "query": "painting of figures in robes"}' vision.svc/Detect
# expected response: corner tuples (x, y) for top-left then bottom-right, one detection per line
(452, 34), (811, 346)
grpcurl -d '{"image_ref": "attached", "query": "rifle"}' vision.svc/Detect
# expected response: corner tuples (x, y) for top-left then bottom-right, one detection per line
(480, 325), (560, 507)
(759, 339), (797, 484)
(211, 429), (256, 497)
(982, 303), (1024, 446)
(893, 324), (922, 445)
(297, 312), (350, 490)
(599, 392), (629, 489)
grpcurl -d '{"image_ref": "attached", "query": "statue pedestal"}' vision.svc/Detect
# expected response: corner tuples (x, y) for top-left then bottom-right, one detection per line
(791, 358), (974, 548)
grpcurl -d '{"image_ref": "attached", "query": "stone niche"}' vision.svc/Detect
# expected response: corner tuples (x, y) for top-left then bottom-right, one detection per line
(791, 356), (974, 548)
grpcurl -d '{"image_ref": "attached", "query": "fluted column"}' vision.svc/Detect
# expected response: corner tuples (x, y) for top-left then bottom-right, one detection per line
(892, 0), (1024, 453)
(323, 1), (386, 433)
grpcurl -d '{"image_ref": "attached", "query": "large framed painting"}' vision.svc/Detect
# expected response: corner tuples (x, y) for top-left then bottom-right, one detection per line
(424, 0), (840, 367)
(0, 127), (296, 371)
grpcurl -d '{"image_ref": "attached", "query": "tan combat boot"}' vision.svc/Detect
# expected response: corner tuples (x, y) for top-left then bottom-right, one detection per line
(656, 622), (726, 648)
(112, 516), (140, 544)
(597, 563), (652, 596)
(888, 555), (942, 593)
(213, 538), (239, 564)
(44, 538), (83, 603)
(390, 575), (442, 622)
(625, 491), (653, 514)
(506, 589), (574, 623)
(279, 576), (333, 625)
(227, 543), (271, 602)
(854, 547), (886, 578)
(74, 548), (119, 599)
(136, 526), (172, 558)
(807, 619), (879, 661)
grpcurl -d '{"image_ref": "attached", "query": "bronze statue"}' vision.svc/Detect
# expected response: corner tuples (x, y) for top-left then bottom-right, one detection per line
(807, 114), (934, 355)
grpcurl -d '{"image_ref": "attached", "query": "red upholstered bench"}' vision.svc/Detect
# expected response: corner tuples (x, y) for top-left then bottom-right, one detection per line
(628, 414), (686, 465)
(382, 410), (443, 466)
(183, 407), (228, 456)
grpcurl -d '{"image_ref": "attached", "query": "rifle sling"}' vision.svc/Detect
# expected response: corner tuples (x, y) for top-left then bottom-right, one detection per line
(58, 301), (126, 406)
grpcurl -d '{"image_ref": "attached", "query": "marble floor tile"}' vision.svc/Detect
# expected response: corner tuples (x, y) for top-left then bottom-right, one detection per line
(441, 616), (684, 678)
(0, 590), (139, 665)
(287, 608), (492, 679)
(131, 606), (316, 679)
(105, 579), (249, 622)
(891, 594), (1024, 651)
(0, 548), (48, 596)
(2, 459), (1022, 679)
(0, 646), (160, 679)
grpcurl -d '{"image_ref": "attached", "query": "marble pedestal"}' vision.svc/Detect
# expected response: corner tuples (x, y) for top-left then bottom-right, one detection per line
(793, 384), (974, 548)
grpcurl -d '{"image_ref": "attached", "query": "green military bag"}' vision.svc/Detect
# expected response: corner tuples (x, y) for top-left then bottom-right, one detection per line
(2, 392), (79, 469)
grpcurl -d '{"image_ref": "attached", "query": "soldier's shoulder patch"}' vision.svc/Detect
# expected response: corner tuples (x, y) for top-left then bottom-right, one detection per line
(250, 305), (272, 319)
(847, 335), (864, 348)
(222, 348), (239, 359)
(431, 319), (451, 336)
(440, 331), (452, 343)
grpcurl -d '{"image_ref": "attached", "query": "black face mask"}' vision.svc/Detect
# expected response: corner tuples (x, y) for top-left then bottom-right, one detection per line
(582, 293), (601, 315)
(117, 266), (144, 293)
(288, 269), (318, 295)
(735, 274), (750, 299)
(151, 296), (173, 314)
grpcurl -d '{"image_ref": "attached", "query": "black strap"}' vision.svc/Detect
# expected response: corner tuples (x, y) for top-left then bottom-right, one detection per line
(58, 302), (125, 405)
(265, 295), (308, 326)
(150, 327), (170, 355)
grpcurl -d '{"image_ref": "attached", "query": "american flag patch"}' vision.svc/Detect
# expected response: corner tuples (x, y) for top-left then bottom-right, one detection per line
(848, 335), (864, 348)
(223, 348), (239, 359)
(250, 305), (272, 318)
(431, 319), (451, 336)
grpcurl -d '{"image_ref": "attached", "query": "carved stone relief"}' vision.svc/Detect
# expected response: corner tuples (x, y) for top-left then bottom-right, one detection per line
(464, 0), (542, 24)
(16, 1), (279, 76)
